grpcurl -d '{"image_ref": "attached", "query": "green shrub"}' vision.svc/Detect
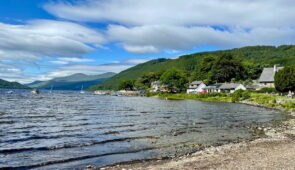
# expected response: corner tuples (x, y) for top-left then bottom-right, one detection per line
(257, 88), (278, 94)
(231, 89), (251, 102)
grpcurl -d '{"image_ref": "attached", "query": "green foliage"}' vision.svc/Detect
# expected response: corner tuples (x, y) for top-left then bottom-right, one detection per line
(91, 45), (295, 90)
(157, 92), (231, 102)
(118, 80), (135, 90)
(279, 102), (295, 109)
(191, 53), (262, 84)
(256, 88), (278, 93)
(243, 79), (254, 86)
(135, 72), (162, 90)
(211, 54), (245, 83)
(190, 56), (215, 81)
(243, 63), (264, 80)
(274, 65), (295, 92)
(231, 89), (250, 102)
(0, 79), (30, 89)
(160, 68), (188, 93)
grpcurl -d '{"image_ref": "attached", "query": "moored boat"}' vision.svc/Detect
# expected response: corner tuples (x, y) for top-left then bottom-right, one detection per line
(31, 89), (40, 94)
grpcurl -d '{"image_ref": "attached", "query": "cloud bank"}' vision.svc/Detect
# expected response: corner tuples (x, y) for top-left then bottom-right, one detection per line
(2, 0), (295, 83)
(44, 0), (295, 53)
(0, 20), (104, 62)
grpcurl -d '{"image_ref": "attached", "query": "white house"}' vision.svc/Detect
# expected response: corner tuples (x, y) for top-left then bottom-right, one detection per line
(204, 84), (246, 93)
(219, 84), (246, 93)
(203, 84), (222, 93)
(150, 81), (167, 92)
(187, 81), (206, 94)
(258, 65), (284, 88)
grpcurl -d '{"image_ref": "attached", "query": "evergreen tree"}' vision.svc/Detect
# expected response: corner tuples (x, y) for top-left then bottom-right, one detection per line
(274, 65), (295, 92)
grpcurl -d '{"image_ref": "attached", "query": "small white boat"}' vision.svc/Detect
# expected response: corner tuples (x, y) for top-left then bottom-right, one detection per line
(6, 90), (14, 94)
(50, 85), (53, 93)
(80, 85), (85, 94)
(31, 89), (40, 94)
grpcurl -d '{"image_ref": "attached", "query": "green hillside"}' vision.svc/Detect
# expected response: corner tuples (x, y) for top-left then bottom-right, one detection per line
(28, 72), (116, 90)
(0, 79), (30, 89)
(90, 45), (295, 90)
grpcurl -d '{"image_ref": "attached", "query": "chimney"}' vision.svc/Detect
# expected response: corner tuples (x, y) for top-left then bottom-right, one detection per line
(274, 65), (277, 72)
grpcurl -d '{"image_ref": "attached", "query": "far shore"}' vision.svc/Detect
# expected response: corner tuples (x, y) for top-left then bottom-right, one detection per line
(85, 93), (295, 170)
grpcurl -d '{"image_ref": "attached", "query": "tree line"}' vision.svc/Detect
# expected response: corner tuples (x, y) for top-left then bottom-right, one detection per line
(119, 53), (295, 93)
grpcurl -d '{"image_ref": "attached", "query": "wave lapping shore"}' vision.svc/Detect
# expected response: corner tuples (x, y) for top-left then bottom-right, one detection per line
(96, 96), (295, 170)
(92, 112), (295, 170)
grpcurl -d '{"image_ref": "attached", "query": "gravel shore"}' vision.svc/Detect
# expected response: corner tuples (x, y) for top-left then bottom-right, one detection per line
(90, 110), (295, 170)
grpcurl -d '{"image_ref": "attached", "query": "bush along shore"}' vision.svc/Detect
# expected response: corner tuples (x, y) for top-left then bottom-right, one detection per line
(84, 91), (295, 170)
(151, 90), (295, 113)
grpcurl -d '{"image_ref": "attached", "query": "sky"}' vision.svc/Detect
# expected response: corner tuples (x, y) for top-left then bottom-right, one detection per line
(0, 0), (295, 83)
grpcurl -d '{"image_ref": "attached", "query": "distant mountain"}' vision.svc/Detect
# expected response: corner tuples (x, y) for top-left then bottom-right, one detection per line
(90, 45), (295, 90)
(0, 79), (30, 89)
(27, 72), (116, 90)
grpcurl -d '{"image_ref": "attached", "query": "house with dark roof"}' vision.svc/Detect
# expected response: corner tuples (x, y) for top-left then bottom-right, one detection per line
(219, 84), (246, 93)
(186, 81), (206, 94)
(258, 65), (284, 88)
(203, 84), (246, 93)
(203, 84), (221, 93)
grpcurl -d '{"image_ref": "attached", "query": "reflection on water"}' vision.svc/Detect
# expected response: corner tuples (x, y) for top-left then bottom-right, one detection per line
(0, 89), (286, 169)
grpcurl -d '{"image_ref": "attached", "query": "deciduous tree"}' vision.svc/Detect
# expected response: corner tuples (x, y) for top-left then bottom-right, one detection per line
(160, 68), (188, 93)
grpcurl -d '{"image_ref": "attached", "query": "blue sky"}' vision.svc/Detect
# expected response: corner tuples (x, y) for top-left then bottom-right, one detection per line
(0, 0), (294, 83)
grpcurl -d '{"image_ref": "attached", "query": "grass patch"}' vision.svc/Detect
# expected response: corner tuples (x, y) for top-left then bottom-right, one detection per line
(149, 92), (295, 112)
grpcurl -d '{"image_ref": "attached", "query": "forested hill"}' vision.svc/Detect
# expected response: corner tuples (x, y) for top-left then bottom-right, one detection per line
(0, 79), (30, 89)
(27, 72), (116, 90)
(90, 45), (295, 90)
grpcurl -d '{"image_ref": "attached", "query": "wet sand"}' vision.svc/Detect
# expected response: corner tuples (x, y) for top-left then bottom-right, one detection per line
(97, 111), (295, 170)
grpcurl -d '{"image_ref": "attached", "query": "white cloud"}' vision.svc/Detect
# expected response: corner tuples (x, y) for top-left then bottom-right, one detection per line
(0, 20), (104, 61)
(50, 60), (69, 65)
(45, 0), (295, 54)
(0, 63), (28, 82)
(34, 57), (150, 82)
(108, 25), (295, 53)
(122, 45), (159, 54)
(0, 58), (149, 83)
(50, 57), (95, 64)
(45, 0), (295, 27)
(122, 58), (149, 64)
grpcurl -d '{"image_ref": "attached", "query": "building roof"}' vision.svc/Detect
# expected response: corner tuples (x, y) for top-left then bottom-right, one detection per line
(258, 67), (284, 83)
(203, 84), (221, 90)
(219, 84), (241, 90)
(190, 81), (203, 85)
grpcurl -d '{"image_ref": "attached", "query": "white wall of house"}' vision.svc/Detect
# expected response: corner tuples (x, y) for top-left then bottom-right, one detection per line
(229, 84), (246, 93)
(187, 83), (206, 94)
(260, 82), (275, 88)
(235, 84), (246, 91)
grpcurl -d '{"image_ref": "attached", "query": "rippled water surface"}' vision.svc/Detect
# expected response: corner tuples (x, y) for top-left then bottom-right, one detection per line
(0, 89), (287, 169)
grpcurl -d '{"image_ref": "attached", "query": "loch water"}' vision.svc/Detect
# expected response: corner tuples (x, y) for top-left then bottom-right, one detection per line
(0, 90), (287, 169)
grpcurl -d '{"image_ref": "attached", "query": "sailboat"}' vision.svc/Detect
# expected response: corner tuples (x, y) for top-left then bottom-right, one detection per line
(50, 85), (53, 93)
(80, 85), (85, 94)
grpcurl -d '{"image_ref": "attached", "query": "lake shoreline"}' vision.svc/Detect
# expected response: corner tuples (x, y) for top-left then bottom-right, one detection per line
(96, 96), (295, 170)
